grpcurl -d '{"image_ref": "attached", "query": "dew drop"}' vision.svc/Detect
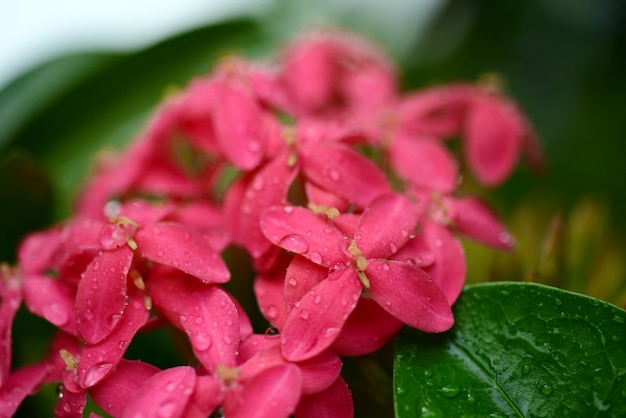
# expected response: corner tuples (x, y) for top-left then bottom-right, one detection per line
(194, 333), (212, 351)
(277, 234), (309, 254)
(252, 177), (264, 191)
(323, 227), (334, 234)
(324, 327), (339, 336)
(84, 308), (94, 320)
(157, 251), (164, 258)
(91, 261), (101, 271)
(612, 316), (625, 324)
(423, 370), (432, 378)
(381, 263), (390, 271)
(153, 226), (161, 235)
(194, 316), (204, 325)
(309, 251), (323, 264)
(314, 295), (322, 304)
(266, 305), (278, 319)
(288, 277), (297, 286)
(389, 243), (398, 253)
(466, 389), (476, 405)
(156, 401), (177, 418)
(265, 327), (280, 337)
(300, 310), (309, 320)
(441, 386), (460, 398)
(522, 364), (530, 375)
(555, 298), (562, 306)
(283, 206), (295, 213)
(42, 303), (69, 326)
(540, 384), (553, 395)
(83, 362), (114, 388)
(56, 384), (64, 399)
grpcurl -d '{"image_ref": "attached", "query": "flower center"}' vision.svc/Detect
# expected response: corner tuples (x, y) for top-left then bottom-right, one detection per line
(347, 240), (370, 288)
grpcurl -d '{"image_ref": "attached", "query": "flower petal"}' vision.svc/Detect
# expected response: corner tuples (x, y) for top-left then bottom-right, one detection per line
(77, 283), (149, 388)
(356, 193), (417, 259)
(0, 362), (52, 417)
(149, 267), (240, 370)
(465, 94), (525, 186)
(54, 389), (86, 418)
(281, 268), (361, 361)
(365, 259), (453, 332)
(23, 274), (77, 335)
(223, 364), (302, 418)
(284, 255), (329, 313)
(1, 270), (22, 386)
(261, 206), (346, 267)
(420, 221), (466, 304)
(89, 360), (160, 418)
(300, 142), (391, 208)
(213, 82), (266, 170)
(254, 270), (289, 329)
(294, 376), (354, 418)
(448, 196), (515, 250)
(389, 134), (458, 193)
(134, 222), (230, 283)
(331, 298), (403, 356)
(75, 246), (133, 344)
(122, 366), (196, 418)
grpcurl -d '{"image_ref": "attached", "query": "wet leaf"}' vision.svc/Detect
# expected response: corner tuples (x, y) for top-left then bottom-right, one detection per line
(394, 282), (626, 417)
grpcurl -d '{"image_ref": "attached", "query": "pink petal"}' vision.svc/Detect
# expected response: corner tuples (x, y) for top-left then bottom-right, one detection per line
(254, 270), (289, 329)
(420, 221), (466, 304)
(89, 360), (160, 418)
(0, 361), (51, 417)
(281, 37), (336, 113)
(448, 196), (515, 249)
(294, 376), (354, 418)
(75, 246), (133, 345)
(17, 227), (61, 274)
(213, 82), (266, 170)
(149, 267), (240, 370)
(223, 364), (302, 418)
(295, 350), (343, 395)
(389, 134), (458, 193)
(465, 94), (525, 186)
(331, 298), (403, 356)
(54, 389), (86, 418)
(284, 255), (329, 313)
(341, 61), (396, 110)
(238, 334), (282, 363)
(304, 182), (349, 213)
(281, 268), (361, 361)
(1, 271), (22, 386)
(134, 222), (230, 283)
(77, 284), (150, 388)
(300, 142), (391, 208)
(356, 193), (417, 259)
(122, 366), (196, 418)
(23, 274), (77, 335)
(233, 152), (297, 259)
(174, 201), (231, 252)
(261, 206), (347, 267)
(365, 259), (453, 332)
(183, 374), (223, 418)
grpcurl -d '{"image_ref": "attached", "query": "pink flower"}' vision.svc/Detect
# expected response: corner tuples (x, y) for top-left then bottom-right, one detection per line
(261, 193), (454, 361)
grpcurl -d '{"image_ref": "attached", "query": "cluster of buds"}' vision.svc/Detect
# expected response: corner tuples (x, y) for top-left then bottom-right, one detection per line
(0, 30), (540, 417)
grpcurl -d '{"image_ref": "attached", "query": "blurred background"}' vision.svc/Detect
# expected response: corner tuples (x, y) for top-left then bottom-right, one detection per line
(2, 0), (626, 415)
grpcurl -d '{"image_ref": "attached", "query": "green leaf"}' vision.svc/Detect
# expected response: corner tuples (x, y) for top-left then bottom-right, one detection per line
(394, 282), (626, 417)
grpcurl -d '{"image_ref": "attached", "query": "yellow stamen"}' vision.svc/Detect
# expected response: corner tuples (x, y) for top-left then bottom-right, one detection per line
(59, 349), (77, 370)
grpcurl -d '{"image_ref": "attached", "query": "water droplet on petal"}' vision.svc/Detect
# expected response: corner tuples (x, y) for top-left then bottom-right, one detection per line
(84, 308), (94, 320)
(265, 327), (280, 337)
(288, 277), (297, 286)
(83, 362), (114, 388)
(389, 243), (398, 253)
(308, 251), (322, 264)
(157, 401), (177, 418)
(252, 177), (264, 191)
(283, 206), (295, 213)
(194, 316), (204, 325)
(277, 234), (309, 254)
(300, 310), (309, 320)
(266, 305), (278, 319)
(314, 295), (322, 304)
(324, 327), (339, 336)
(194, 332), (212, 351)
(92, 261), (101, 271)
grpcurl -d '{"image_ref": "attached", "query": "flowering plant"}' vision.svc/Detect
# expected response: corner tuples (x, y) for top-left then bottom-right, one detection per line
(1, 29), (625, 418)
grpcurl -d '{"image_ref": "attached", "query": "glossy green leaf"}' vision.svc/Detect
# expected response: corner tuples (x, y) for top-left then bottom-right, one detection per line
(394, 282), (626, 417)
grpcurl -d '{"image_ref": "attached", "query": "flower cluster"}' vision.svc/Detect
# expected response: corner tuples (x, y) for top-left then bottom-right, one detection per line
(0, 30), (539, 417)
